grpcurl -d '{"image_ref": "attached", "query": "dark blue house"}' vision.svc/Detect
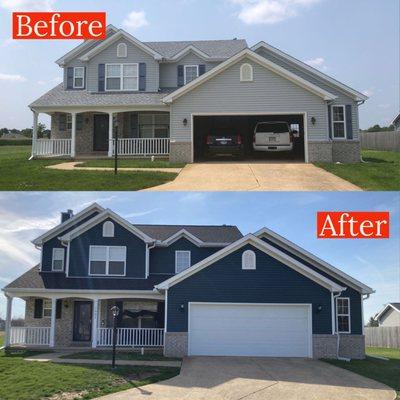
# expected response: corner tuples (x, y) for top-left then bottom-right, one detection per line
(2, 203), (373, 359)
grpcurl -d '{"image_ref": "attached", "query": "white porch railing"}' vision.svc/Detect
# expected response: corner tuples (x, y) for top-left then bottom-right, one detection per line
(111, 138), (170, 156)
(34, 139), (72, 157)
(97, 328), (164, 347)
(10, 327), (51, 346)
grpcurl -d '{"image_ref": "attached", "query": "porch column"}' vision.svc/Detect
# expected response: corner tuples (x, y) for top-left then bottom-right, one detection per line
(71, 112), (77, 158)
(4, 295), (13, 347)
(49, 298), (57, 347)
(91, 298), (99, 348)
(108, 112), (114, 157)
(30, 110), (38, 159)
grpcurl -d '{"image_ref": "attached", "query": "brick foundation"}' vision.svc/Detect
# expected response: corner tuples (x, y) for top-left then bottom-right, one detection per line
(169, 142), (191, 163)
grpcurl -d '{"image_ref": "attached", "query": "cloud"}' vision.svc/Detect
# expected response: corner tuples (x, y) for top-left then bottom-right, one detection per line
(0, 0), (54, 11)
(123, 208), (161, 219)
(304, 57), (328, 71)
(231, 0), (320, 24)
(0, 72), (26, 82)
(122, 10), (149, 30)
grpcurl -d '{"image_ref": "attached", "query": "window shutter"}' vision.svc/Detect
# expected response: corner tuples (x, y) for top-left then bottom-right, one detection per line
(345, 105), (353, 139)
(56, 300), (62, 319)
(130, 113), (138, 137)
(139, 63), (146, 91)
(327, 105), (332, 139)
(59, 114), (67, 131)
(34, 299), (43, 319)
(66, 67), (74, 89)
(177, 65), (184, 87)
(115, 301), (123, 326)
(76, 114), (83, 131)
(98, 64), (105, 92)
(83, 67), (86, 89)
(199, 64), (206, 76)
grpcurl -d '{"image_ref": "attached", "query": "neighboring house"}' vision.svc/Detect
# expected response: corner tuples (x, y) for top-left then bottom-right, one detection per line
(29, 25), (367, 163)
(392, 114), (400, 131)
(2, 203), (373, 359)
(0, 318), (5, 331)
(375, 303), (400, 327)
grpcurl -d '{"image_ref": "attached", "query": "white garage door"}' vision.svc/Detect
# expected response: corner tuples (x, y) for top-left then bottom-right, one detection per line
(188, 303), (312, 357)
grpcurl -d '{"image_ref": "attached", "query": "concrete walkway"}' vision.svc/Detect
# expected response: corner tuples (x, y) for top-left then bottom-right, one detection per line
(146, 162), (362, 191)
(96, 356), (395, 400)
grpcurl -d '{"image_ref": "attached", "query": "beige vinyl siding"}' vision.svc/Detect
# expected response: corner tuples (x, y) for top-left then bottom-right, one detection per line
(255, 48), (360, 139)
(380, 308), (400, 327)
(170, 57), (329, 142)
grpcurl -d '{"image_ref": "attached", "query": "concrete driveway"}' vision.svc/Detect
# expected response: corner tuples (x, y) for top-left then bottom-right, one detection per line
(145, 162), (361, 191)
(97, 357), (395, 400)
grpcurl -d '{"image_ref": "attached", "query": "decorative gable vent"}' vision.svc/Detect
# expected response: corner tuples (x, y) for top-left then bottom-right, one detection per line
(103, 221), (115, 237)
(117, 43), (127, 58)
(240, 63), (253, 82)
(242, 249), (256, 270)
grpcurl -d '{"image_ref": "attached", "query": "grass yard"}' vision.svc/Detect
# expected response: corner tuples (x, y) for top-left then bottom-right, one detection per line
(324, 347), (400, 399)
(0, 146), (178, 191)
(78, 159), (185, 169)
(60, 350), (181, 362)
(0, 349), (180, 400)
(0, 332), (4, 347)
(316, 150), (400, 191)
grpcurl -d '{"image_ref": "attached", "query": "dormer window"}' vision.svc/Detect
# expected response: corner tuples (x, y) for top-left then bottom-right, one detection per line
(242, 250), (256, 270)
(240, 63), (253, 82)
(103, 221), (115, 237)
(175, 251), (191, 273)
(184, 65), (199, 84)
(117, 43), (127, 58)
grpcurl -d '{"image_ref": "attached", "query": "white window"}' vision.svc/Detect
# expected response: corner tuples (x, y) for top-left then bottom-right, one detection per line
(240, 63), (253, 82)
(175, 251), (191, 273)
(43, 299), (52, 318)
(52, 248), (64, 271)
(138, 113), (169, 138)
(117, 42), (127, 58)
(106, 63), (138, 91)
(73, 67), (84, 88)
(332, 105), (346, 139)
(336, 297), (351, 333)
(89, 246), (126, 276)
(184, 65), (199, 84)
(242, 250), (256, 270)
(102, 221), (115, 237)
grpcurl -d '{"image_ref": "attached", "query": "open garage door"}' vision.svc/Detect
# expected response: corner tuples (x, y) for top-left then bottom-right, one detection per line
(193, 114), (305, 162)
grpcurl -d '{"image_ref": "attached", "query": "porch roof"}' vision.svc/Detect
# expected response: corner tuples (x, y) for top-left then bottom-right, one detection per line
(29, 84), (174, 109)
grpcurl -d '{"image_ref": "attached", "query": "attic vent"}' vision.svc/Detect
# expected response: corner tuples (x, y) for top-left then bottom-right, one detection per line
(103, 221), (115, 237)
(242, 250), (256, 270)
(117, 43), (127, 58)
(240, 63), (253, 82)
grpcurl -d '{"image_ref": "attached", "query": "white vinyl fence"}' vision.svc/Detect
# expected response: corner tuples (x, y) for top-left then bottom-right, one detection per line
(111, 138), (170, 156)
(97, 328), (164, 347)
(34, 139), (72, 156)
(10, 327), (51, 346)
(365, 326), (400, 348)
(360, 131), (400, 152)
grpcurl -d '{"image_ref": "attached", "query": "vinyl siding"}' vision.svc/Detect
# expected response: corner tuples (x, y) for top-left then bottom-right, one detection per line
(255, 48), (360, 139)
(379, 308), (400, 327)
(167, 244), (333, 334)
(170, 57), (329, 143)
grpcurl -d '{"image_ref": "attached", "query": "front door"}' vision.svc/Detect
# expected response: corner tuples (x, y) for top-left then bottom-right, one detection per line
(93, 114), (109, 151)
(73, 301), (92, 342)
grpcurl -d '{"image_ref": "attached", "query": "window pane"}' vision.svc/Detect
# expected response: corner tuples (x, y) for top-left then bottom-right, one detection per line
(53, 260), (63, 271)
(333, 107), (344, 122)
(185, 66), (198, 83)
(123, 77), (137, 90)
(109, 247), (126, 261)
(43, 308), (52, 317)
(91, 246), (107, 261)
(109, 261), (125, 275)
(139, 114), (153, 125)
(139, 125), (153, 138)
(154, 114), (169, 125)
(106, 65), (121, 77)
(123, 64), (137, 77)
(90, 261), (106, 275)
(176, 251), (190, 273)
(338, 316), (349, 332)
(154, 126), (169, 138)
(74, 77), (83, 87)
(333, 122), (345, 138)
(106, 77), (120, 90)
(337, 299), (349, 314)
(75, 68), (84, 78)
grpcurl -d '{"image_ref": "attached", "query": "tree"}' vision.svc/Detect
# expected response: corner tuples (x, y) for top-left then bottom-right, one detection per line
(0, 128), (9, 137)
(20, 128), (33, 137)
(366, 317), (379, 327)
(37, 122), (47, 138)
(365, 124), (395, 132)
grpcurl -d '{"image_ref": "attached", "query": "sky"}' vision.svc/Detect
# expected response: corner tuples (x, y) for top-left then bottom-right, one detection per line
(0, 191), (398, 322)
(0, 0), (398, 130)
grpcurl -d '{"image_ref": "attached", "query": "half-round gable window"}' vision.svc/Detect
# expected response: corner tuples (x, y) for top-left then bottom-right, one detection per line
(242, 250), (256, 270)
(103, 221), (115, 237)
(240, 63), (253, 82)
(117, 43), (127, 58)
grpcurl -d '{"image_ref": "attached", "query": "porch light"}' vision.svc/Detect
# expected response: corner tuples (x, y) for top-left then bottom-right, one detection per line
(179, 303), (185, 312)
(111, 305), (120, 318)
(311, 117), (316, 125)
(183, 118), (188, 126)
(316, 305), (323, 313)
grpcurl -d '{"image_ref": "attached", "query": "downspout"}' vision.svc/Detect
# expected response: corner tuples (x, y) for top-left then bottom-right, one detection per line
(333, 290), (351, 362)
(146, 241), (156, 278)
(356, 99), (367, 163)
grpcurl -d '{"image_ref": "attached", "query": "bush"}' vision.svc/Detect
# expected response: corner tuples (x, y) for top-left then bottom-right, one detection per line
(0, 139), (32, 146)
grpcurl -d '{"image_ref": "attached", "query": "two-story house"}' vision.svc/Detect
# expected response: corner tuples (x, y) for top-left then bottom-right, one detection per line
(3, 203), (373, 359)
(29, 25), (367, 164)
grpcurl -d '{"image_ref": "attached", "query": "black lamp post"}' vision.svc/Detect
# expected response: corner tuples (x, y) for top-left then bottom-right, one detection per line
(110, 305), (120, 368)
(114, 125), (118, 175)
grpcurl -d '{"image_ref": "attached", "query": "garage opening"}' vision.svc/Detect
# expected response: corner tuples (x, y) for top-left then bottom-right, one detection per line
(193, 114), (305, 162)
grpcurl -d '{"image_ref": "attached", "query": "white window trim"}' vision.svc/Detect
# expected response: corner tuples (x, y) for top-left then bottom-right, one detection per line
(331, 105), (347, 140)
(73, 66), (85, 89)
(102, 221), (115, 238)
(184, 65), (199, 85)
(89, 245), (127, 277)
(105, 63), (138, 92)
(43, 299), (52, 318)
(336, 297), (351, 333)
(117, 42), (127, 58)
(242, 249), (256, 270)
(52, 248), (64, 271)
(240, 63), (253, 82)
(175, 250), (191, 274)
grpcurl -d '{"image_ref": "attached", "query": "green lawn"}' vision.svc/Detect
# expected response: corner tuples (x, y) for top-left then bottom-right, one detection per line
(315, 150), (400, 191)
(324, 347), (400, 399)
(78, 159), (185, 169)
(0, 146), (178, 191)
(60, 350), (181, 362)
(0, 349), (180, 400)
(0, 332), (4, 347)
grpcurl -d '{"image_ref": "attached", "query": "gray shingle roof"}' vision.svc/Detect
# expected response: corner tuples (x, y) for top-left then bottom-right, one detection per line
(144, 39), (247, 59)
(390, 303), (400, 311)
(30, 84), (173, 108)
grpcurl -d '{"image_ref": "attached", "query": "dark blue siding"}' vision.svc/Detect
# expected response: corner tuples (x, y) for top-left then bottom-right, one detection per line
(41, 212), (100, 272)
(150, 238), (222, 275)
(68, 218), (146, 278)
(260, 237), (362, 334)
(167, 244), (333, 334)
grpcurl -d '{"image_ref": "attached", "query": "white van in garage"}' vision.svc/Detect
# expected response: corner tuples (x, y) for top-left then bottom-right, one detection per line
(253, 121), (294, 152)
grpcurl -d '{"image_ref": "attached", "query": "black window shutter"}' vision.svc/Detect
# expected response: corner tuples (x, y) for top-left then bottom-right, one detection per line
(83, 67), (86, 90)
(139, 63), (146, 91)
(327, 105), (332, 139)
(199, 64), (206, 76)
(345, 104), (353, 139)
(66, 67), (74, 89)
(59, 114), (66, 131)
(130, 113), (138, 137)
(34, 299), (43, 319)
(98, 64), (105, 92)
(56, 300), (62, 319)
(177, 65), (184, 86)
